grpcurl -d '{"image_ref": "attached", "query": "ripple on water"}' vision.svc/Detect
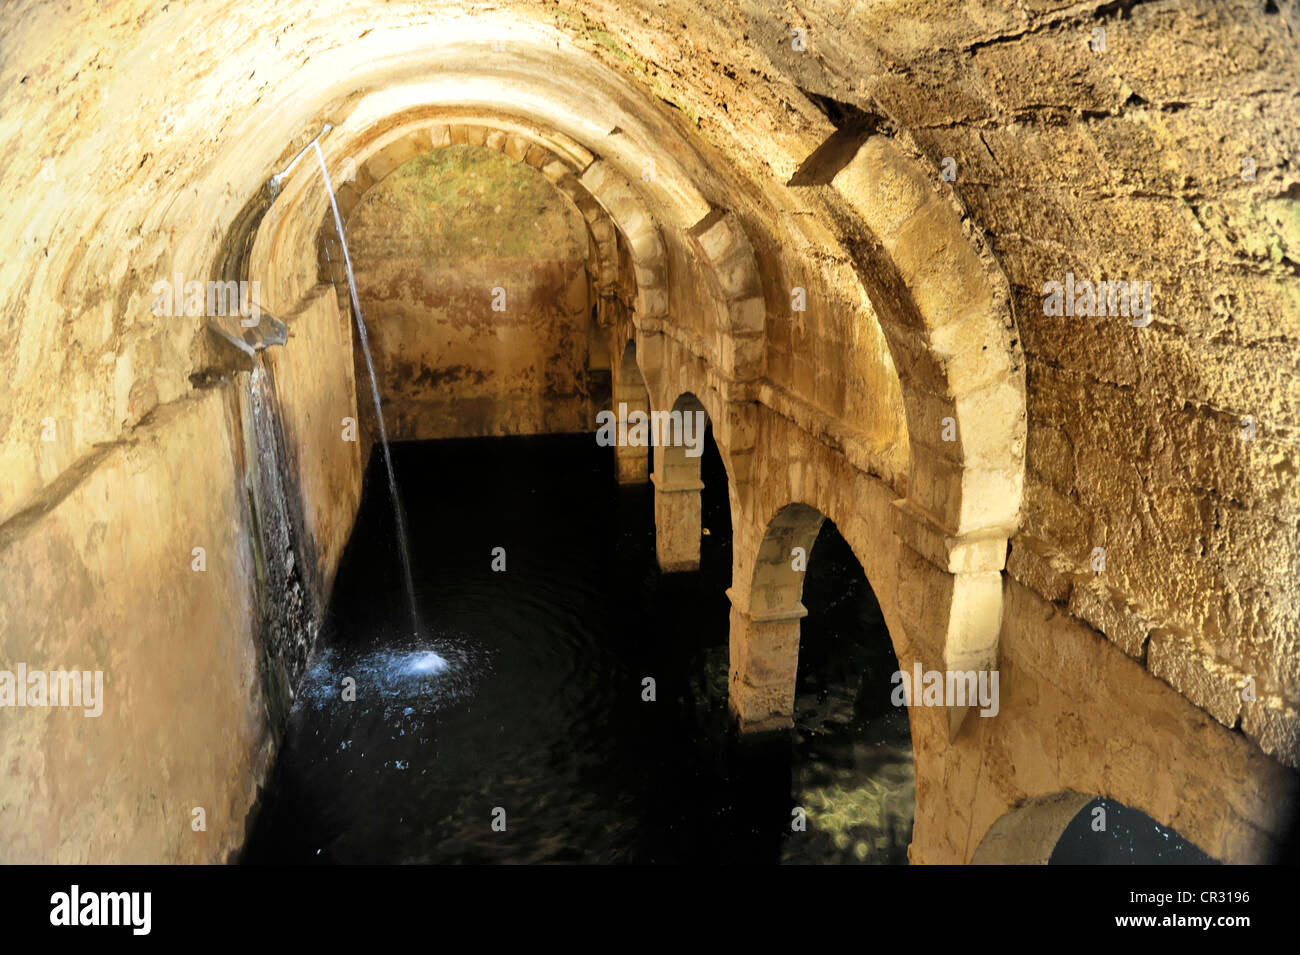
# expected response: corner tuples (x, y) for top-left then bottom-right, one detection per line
(244, 435), (916, 865)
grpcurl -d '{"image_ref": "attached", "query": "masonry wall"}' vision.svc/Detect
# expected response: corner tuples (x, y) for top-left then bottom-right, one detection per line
(347, 146), (593, 441)
(0, 286), (363, 862)
(0, 387), (269, 863)
(754, 221), (909, 472)
(264, 289), (364, 595)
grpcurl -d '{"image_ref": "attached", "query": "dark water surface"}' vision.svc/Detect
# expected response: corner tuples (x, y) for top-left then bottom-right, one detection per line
(242, 433), (914, 864)
(1052, 799), (1217, 864)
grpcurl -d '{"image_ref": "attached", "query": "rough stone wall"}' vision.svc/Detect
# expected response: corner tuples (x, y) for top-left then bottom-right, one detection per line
(0, 257), (362, 861)
(347, 146), (593, 440)
(263, 290), (363, 596)
(0, 388), (270, 862)
(0, 0), (1296, 862)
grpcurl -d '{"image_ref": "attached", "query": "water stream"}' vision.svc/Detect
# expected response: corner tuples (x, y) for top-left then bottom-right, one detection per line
(311, 140), (421, 638)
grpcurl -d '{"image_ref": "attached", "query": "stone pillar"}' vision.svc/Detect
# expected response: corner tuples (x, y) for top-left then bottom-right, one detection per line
(615, 441), (649, 484)
(613, 394), (650, 485)
(652, 473), (703, 572)
(727, 587), (807, 733)
(891, 498), (1007, 741)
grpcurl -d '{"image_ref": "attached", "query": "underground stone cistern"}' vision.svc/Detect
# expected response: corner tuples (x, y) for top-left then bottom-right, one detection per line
(1, 1), (1297, 866)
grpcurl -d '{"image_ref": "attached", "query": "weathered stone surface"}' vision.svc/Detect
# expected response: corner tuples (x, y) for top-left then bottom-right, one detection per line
(0, 0), (1296, 865)
(0, 388), (268, 862)
(264, 290), (363, 594)
(347, 146), (594, 440)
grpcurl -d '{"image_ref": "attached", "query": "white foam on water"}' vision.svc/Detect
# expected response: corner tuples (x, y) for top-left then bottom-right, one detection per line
(405, 650), (448, 675)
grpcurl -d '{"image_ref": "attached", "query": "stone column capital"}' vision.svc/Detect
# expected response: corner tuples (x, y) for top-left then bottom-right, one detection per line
(725, 587), (808, 623)
(892, 497), (1008, 575)
(650, 472), (705, 494)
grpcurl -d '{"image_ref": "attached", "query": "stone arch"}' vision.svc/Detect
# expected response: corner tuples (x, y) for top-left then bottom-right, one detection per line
(315, 118), (642, 316)
(632, 327), (749, 502)
(577, 158), (669, 324)
(254, 97), (762, 386)
(820, 135), (1024, 540)
(728, 501), (911, 733)
(794, 134), (1026, 739)
(292, 111), (681, 332)
(751, 503), (824, 616)
(342, 96), (763, 364)
(971, 791), (1219, 864)
(969, 792), (1094, 865)
(684, 211), (767, 382)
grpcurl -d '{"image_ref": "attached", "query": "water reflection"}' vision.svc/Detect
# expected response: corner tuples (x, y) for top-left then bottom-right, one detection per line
(786, 520), (915, 864)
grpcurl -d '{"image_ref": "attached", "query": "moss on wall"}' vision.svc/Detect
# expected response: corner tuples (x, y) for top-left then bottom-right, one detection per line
(348, 144), (593, 441)
(355, 146), (588, 262)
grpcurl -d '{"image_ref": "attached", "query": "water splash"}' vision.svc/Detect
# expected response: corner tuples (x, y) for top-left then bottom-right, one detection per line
(405, 651), (448, 675)
(297, 635), (488, 719)
(310, 140), (420, 637)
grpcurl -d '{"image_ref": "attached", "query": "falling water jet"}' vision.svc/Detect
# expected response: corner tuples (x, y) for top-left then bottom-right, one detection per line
(270, 128), (421, 636)
(311, 140), (421, 636)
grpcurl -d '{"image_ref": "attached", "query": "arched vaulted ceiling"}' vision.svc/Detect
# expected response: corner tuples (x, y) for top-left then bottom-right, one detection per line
(2, 3), (1025, 548)
(0, 0), (1296, 860)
